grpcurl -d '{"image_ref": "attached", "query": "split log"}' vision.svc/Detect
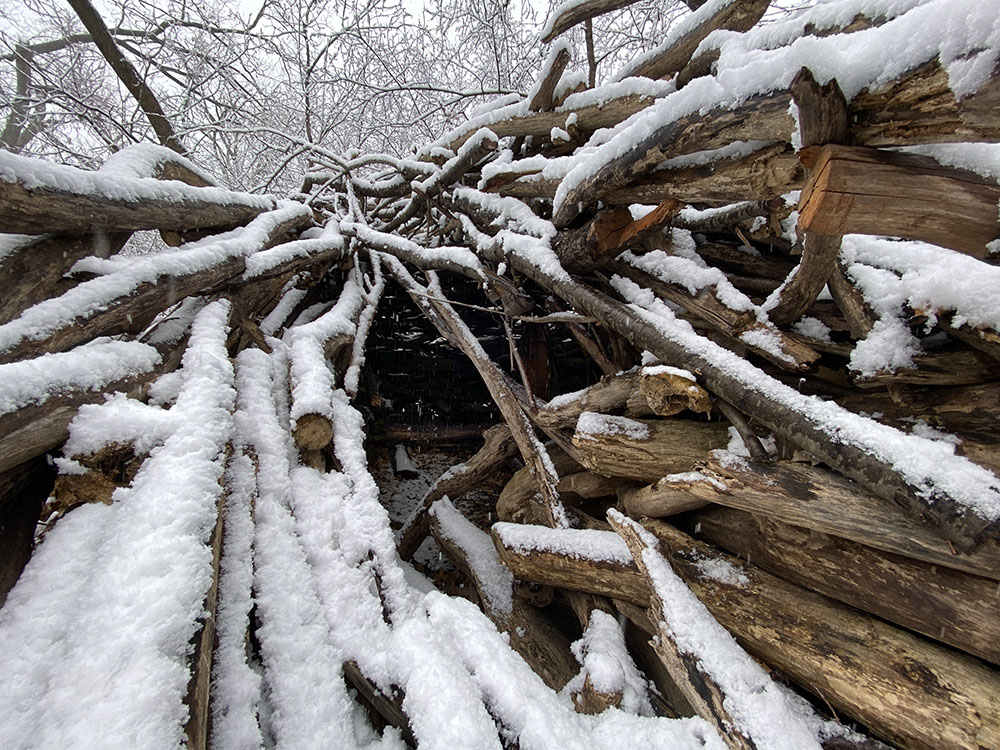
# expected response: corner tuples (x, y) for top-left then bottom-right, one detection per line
(429, 500), (578, 691)
(692, 505), (1000, 665)
(620, 0), (770, 81)
(553, 201), (680, 271)
(396, 424), (516, 560)
(683, 457), (1000, 581)
(765, 68), (848, 326)
(798, 144), (1000, 257)
(571, 414), (730, 483)
(0, 153), (276, 236)
(553, 60), (1000, 227)
(0, 456), (55, 607)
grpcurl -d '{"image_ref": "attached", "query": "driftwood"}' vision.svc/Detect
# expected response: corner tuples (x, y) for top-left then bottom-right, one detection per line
(692, 505), (1000, 665)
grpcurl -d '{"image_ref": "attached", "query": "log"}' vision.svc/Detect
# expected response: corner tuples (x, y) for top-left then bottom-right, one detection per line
(836, 382), (1000, 437)
(0, 207), (318, 364)
(618, 472), (716, 518)
(429, 500), (578, 691)
(533, 369), (643, 432)
(852, 347), (1000, 387)
(642, 519), (1000, 750)
(692, 505), (1000, 665)
(343, 661), (416, 746)
(620, 0), (771, 81)
(495, 519), (1000, 750)
(553, 59), (1000, 227)
(571, 415), (730, 483)
(456, 187), (1000, 551)
(0, 155), (276, 236)
(639, 365), (711, 416)
(541, 0), (644, 42)
(798, 144), (1000, 257)
(553, 201), (680, 271)
(686, 457), (1000, 581)
(528, 45), (572, 112)
(766, 69), (849, 326)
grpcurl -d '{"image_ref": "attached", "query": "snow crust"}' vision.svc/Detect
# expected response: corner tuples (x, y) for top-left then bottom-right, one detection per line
(493, 522), (634, 566)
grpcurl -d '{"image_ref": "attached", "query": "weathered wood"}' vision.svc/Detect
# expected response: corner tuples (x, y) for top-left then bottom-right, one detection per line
(621, 0), (771, 82)
(396, 424), (516, 560)
(0, 165), (275, 236)
(852, 347), (1000, 387)
(462, 188), (1000, 551)
(0, 456), (55, 607)
(430, 502), (578, 691)
(182, 461), (227, 750)
(642, 519), (1000, 750)
(528, 46), (572, 112)
(608, 512), (756, 750)
(553, 60), (1000, 227)
(798, 144), (1000, 257)
(541, 0), (644, 42)
(688, 457), (1000, 581)
(571, 416), (730, 483)
(693, 505), (1000, 665)
(837, 382), (1000, 437)
(618, 473), (714, 518)
(497, 447), (582, 524)
(342, 661), (416, 746)
(639, 365), (711, 416)
(533, 369), (642, 432)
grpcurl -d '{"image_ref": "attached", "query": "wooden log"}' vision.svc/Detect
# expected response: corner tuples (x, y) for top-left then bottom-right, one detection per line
(533, 369), (642, 432)
(692, 505), (1000, 665)
(852, 347), (1000, 387)
(837, 382), (1000, 438)
(571, 415), (729, 483)
(342, 661), (416, 746)
(553, 201), (681, 271)
(686, 457), (1000, 581)
(541, 0), (644, 42)
(766, 69), (849, 326)
(0, 456), (55, 607)
(396, 425), (516, 560)
(618, 472), (717, 518)
(481, 144), (803, 205)
(0, 208), (318, 364)
(621, 0), (771, 81)
(495, 519), (1000, 750)
(429, 501), (578, 691)
(0, 157), (276, 236)
(798, 144), (1000, 257)
(609, 261), (821, 371)
(553, 60), (1000, 227)
(639, 365), (712, 416)
(528, 45), (572, 112)
(642, 519), (1000, 750)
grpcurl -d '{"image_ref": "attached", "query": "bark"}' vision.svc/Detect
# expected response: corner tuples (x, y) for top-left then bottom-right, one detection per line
(0, 456), (55, 607)
(623, 0), (771, 81)
(571, 416), (730, 483)
(67, 0), (186, 154)
(541, 0), (645, 42)
(693, 505), (1000, 665)
(342, 661), (416, 746)
(528, 46), (572, 111)
(618, 474), (713, 518)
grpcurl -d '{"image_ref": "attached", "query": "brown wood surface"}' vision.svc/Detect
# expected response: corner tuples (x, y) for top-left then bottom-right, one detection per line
(798, 144), (1000, 257)
(571, 416), (730, 483)
(692, 505), (1000, 665)
(528, 46), (571, 111)
(541, 0), (644, 42)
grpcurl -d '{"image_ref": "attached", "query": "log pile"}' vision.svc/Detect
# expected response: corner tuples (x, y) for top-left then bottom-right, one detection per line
(2, 1), (1000, 748)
